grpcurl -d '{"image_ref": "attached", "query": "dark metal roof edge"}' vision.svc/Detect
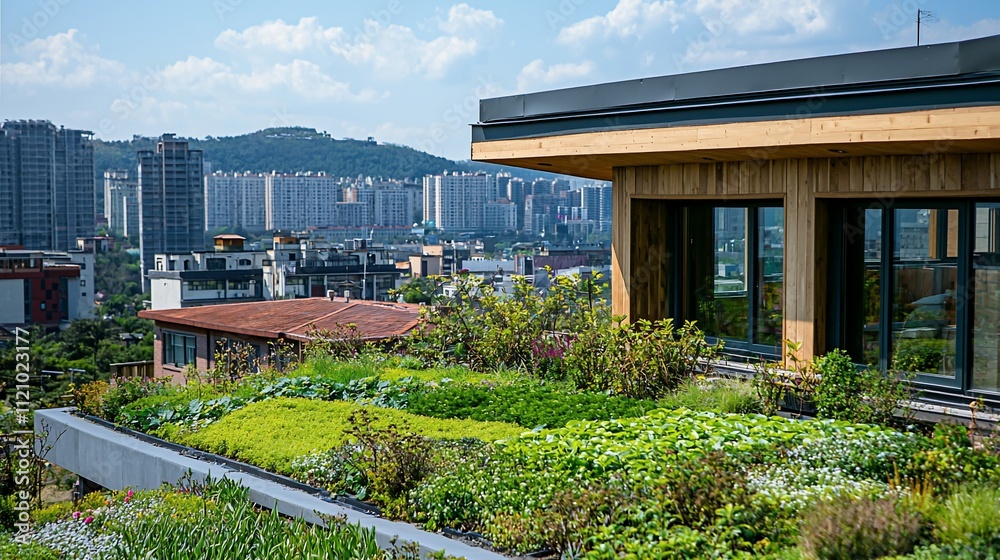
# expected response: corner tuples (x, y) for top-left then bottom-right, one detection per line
(479, 34), (1000, 125)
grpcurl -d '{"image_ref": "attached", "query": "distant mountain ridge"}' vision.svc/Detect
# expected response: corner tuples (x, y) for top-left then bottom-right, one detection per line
(93, 126), (561, 182)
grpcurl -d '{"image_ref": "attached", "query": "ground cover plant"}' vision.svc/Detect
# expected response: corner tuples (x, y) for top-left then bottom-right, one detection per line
(1, 478), (390, 560)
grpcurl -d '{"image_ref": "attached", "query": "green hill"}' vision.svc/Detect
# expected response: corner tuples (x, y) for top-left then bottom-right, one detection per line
(94, 127), (555, 181)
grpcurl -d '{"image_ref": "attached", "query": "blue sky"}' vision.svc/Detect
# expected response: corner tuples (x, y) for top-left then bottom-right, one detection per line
(2, 0), (998, 161)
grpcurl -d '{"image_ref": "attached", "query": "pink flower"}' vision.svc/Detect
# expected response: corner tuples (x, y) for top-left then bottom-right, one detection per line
(124, 497), (130, 503)
(127, 490), (135, 498)
(83, 516), (94, 524)
(72, 511), (81, 519)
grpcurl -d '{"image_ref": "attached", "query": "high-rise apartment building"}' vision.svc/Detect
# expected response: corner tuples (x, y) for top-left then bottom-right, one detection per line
(373, 189), (415, 227)
(204, 172), (266, 232)
(138, 134), (205, 289)
(0, 120), (95, 250)
(265, 173), (340, 230)
(581, 184), (613, 232)
(104, 169), (140, 238)
(422, 172), (494, 231)
(484, 201), (517, 232)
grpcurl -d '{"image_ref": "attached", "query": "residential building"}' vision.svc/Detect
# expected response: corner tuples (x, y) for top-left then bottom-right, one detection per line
(104, 169), (140, 238)
(148, 235), (266, 310)
(138, 134), (205, 290)
(139, 298), (420, 384)
(204, 172), (267, 232)
(374, 188), (415, 227)
(581, 184), (613, 233)
(422, 172), (494, 231)
(484, 201), (517, 232)
(333, 202), (372, 227)
(0, 120), (95, 251)
(0, 248), (94, 328)
(472, 34), (1000, 408)
(264, 173), (340, 230)
(264, 234), (402, 301)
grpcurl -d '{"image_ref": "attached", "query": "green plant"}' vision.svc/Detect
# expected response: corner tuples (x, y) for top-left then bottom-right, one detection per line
(798, 496), (924, 560)
(341, 409), (434, 517)
(100, 377), (169, 423)
(892, 339), (950, 374)
(563, 318), (723, 400)
(658, 377), (763, 414)
(406, 381), (659, 429)
(170, 398), (522, 474)
(71, 380), (109, 416)
(933, 483), (1000, 544)
(814, 349), (912, 425)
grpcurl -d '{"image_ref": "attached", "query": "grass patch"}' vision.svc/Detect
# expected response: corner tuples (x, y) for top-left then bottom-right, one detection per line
(933, 483), (1000, 544)
(170, 398), (524, 474)
(658, 377), (763, 414)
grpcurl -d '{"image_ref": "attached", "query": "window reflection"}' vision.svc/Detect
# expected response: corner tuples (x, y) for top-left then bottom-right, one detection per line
(756, 207), (783, 346)
(973, 204), (1000, 392)
(890, 208), (958, 378)
(693, 207), (749, 340)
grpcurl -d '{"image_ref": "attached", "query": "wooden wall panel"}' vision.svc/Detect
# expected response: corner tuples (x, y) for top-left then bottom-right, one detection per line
(614, 152), (1000, 361)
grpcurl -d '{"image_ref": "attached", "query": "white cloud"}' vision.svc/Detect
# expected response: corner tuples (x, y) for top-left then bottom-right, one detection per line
(517, 59), (594, 92)
(558, 0), (682, 46)
(330, 22), (479, 79)
(214, 17), (344, 53)
(216, 8), (493, 80)
(156, 56), (381, 101)
(0, 29), (125, 87)
(690, 0), (828, 38)
(439, 4), (503, 34)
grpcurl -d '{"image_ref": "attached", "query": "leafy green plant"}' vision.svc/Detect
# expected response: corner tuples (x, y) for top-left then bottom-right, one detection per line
(814, 349), (912, 425)
(798, 496), (924, 560)
(563, 318), (722, 400)
(892, 339), (950, 374)
(406, 381), (658, 429)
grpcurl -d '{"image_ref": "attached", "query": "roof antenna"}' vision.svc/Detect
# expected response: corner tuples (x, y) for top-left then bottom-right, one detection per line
(916, 9), (937, 46)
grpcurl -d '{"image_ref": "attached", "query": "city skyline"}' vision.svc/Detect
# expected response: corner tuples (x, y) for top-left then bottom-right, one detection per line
(2, 1), (999, 161)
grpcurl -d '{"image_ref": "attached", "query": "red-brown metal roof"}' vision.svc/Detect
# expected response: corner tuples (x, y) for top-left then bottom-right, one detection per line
(139, 298), (421, 340)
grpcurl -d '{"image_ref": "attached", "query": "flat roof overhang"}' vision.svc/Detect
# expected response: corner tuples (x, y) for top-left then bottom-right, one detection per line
(472, 35), (1000, 181)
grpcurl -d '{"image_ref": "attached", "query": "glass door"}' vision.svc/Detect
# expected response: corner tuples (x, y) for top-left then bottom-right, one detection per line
(889, 207), (963, 388)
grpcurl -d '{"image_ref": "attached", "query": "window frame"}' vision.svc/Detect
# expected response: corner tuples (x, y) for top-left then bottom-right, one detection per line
(671, 200), (784, 360)
(164, 331), (197, 367)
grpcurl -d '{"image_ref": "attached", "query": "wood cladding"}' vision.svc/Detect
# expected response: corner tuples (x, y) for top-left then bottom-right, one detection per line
(613, 153), (1000, 361)
(473, 107), (1000, 181)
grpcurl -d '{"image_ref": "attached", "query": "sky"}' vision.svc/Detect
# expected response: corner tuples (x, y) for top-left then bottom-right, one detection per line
(2, 0), (999, 161)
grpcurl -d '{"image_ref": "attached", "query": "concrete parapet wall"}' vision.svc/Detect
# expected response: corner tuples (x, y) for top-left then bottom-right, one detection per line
(35, 408), (504, 560)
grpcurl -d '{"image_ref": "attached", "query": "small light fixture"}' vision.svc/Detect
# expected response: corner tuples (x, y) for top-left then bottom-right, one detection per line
(828, 149), (848, 154)
(537, 162), (552, 167)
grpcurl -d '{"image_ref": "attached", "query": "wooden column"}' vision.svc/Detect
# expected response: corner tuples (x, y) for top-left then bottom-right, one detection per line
(611, 167), (631, 318)
(782, 159), (826, 361)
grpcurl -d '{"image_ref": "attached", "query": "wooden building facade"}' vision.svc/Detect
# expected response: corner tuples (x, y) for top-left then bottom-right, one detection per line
(472, 35), (1000, 407)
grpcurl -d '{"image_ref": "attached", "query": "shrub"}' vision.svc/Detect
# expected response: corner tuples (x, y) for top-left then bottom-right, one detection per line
(814, 349), (912, 425)
(933, 483), (1000, 544)
(563, 318), (722, 400)
(341, 409), (435, 517)
(798, 496), (923, 560)
(909, 423), (1000, 488)
(72, 380), (109, 416)
(100, 377), (169, 423)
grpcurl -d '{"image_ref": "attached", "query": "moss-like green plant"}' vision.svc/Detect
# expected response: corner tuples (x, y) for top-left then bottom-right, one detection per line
(170, 398), (523, 473)
(933, 483), (1000, 544)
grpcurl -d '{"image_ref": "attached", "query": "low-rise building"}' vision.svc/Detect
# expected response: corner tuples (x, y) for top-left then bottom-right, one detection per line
(139, 297), (421, 384)
(149, 235), (266, 310)
(0, 248), (95, 328)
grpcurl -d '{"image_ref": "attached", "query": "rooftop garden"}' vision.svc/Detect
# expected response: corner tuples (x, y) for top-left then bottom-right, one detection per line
(5, 273), (1000, 559)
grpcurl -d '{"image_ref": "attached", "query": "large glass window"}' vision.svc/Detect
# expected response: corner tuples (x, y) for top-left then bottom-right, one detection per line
(681, 203), (782, 352)
(834, 202), (964, 389)
(164, 332), (196, 367)
(972, 203), (1000, 392)
(890, 209), (958, 378)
